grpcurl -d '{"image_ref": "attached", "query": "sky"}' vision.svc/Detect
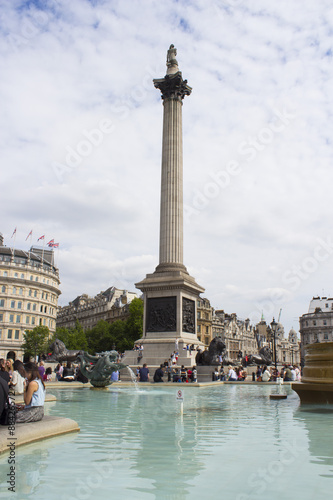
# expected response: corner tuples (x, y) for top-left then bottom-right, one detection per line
(1, 0), (333, 337)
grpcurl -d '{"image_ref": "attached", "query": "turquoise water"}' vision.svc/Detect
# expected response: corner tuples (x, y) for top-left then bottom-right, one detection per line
(0, 384), (333, 500)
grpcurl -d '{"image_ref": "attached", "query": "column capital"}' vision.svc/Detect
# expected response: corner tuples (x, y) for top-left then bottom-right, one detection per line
(153, 72), (192, 101)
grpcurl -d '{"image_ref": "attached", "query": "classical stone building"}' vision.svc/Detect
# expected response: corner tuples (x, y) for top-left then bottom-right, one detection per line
(56, 287), (138, 331)
(255, 316), (300, 365)
(299, 296), (333, 362)
(0, 233), (61, 360)
(212, 310), (258, 360)
(197, 298), (213, 346)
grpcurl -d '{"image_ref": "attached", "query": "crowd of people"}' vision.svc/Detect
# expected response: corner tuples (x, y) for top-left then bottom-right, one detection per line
(0, 358), (46, 424)
(136, 361), (198, 383)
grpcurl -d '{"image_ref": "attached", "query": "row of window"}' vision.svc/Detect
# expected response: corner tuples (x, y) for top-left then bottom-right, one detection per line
(0, 300), (55, 314)
(0, 329), (20, 340)
(1, 285), (57, 302)
(0, 315), (55, 328)
(305, 319), (330, 326)
(0, 270), (58, 287)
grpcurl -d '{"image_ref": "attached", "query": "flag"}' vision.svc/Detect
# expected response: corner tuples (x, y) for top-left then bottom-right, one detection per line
(11, 227), (17, 238)
(38, 235), (45, 241)
(26, 230), (33, 241)
(47, 239), (54, 246)
(51, 243), (59, 248)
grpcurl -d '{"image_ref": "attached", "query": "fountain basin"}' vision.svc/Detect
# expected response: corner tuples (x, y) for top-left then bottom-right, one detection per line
(293, 342), (333, 404)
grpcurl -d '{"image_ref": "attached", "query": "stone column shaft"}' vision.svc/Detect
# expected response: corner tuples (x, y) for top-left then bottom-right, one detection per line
(159, 97), (183, 265)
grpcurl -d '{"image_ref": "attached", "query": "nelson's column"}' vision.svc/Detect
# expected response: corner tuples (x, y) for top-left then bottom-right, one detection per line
(129, 45), (205, 366)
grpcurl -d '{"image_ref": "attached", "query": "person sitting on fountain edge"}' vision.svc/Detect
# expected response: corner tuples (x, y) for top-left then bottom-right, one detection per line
(16, 362), (45, 423)
(153, 364), (164, 383)
(138, 363), (149, 382)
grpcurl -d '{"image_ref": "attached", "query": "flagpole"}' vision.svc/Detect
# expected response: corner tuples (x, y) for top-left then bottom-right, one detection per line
(41, 237), (45, 265)
(11, 228), (17, 258)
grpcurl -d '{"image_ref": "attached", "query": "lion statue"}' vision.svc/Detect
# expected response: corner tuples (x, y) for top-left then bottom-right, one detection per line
(48, 339), (85, 362)
(196, 337), (226, 366)
(243, 346), (272, 366)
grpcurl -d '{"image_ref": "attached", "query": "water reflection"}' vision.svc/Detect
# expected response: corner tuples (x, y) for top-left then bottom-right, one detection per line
(0, 386), (332, 500)
(294, 405), (333, 476)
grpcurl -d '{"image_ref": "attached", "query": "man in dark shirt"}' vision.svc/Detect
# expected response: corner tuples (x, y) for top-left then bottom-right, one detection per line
(139, 364), (149, 382)
(153, 364), (164, 383)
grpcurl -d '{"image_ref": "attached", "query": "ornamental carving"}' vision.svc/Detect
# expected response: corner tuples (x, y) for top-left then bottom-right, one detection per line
(153, 73), (192, 101)
(182, 297), (195, 333)
(146, 296), (177, 332)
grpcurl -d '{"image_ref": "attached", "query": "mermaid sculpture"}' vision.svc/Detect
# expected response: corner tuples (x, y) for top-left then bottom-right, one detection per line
(78, 351), (127, 387)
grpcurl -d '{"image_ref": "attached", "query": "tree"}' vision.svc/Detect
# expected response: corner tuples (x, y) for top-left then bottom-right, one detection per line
(126, 297), (143, 341)
(51, 320), (88, 351)
(22, 326), (50, 360)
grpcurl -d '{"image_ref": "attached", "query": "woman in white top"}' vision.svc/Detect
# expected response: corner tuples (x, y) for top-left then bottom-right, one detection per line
(9, 360), (26, 395)
(16, 362), (45, 423)
(261, 366), (271, 382)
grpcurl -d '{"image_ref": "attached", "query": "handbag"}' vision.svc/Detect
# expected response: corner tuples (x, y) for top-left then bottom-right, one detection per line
(0, 396), (16, 426)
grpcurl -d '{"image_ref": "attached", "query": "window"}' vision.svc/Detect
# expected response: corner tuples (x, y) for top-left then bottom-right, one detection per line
(31, 317), (35, 325)
(3, 271), (7, 277)
(0, 300), (4, 307)
(313, 320), (316, 326)
(1, 285), (5, 293)
(16, 315), (21, 323)
(0, 329), (2, 339)
(14, 330), (20, 340)
(44, 306), (47, 313)
(42, 292), (44, 299)
(45, 293), (48, 300)
(323, 320), (327, 325)
(29, 289), (32, 297)
(12, 286), (16, 294)
(19, 288), (23, 295)
(9, 314), (14, 323)
(43, 319), (46, 326)
(206, 326), (209, 333)
(30, 276), (33, 281)
(0, 314), (3, 321)
(10, 301), (15, 308)
(7, 329), (12, 339)
(39, 319), (42, 325)
(21, 274), (24, 279)
(33, 304), (37, 311)
(14, 273), (18, 278)
(324, 333), (329, 340)
(34, 290), (37, 297)
(17, 301), (22, 309)
(326, 303), (329, 308)
(197, 325), (201, 333)
(27, 303), (31, 310)
(40, 305), (43, 312)
(35, 277), (38, 282)
(26, 316), (30, 324)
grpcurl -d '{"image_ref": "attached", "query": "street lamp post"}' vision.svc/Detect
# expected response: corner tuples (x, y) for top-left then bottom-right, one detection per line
(270, 318), (278, 378)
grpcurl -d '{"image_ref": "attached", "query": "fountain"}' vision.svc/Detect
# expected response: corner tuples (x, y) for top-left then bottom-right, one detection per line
(78, 350), (127, 388)
(292, 342), (333, 404)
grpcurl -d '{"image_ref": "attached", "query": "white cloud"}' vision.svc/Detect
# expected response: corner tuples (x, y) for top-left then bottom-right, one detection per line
(1, 0), (333, 334)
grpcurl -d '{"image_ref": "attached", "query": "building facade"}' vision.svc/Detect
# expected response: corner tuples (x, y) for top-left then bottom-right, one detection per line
(0, 233), (61, 360)
(197, 298), (213, 346)
(56, 287), (138, 331)
(299, 296), (333, 362)
(212, 310), (258, 360)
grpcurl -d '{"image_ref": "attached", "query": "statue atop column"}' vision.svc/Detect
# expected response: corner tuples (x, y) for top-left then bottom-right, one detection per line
(166, 44), (179, 75)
